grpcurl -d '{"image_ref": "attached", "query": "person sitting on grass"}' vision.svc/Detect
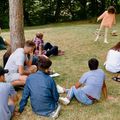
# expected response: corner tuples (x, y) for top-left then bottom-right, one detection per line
(4, 40), (37, 86)
(104, 42), (120, 82)
(0, 66), (18, 120)
(59, 58), (108, 105)
(3, 46), (12, 67)
(0, 36), (10, 50)
(33, 32), (64, 57)
(17, 55), (61, 119)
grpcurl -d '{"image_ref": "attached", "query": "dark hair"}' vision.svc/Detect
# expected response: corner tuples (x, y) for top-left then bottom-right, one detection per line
(88, 58), (99, 70)
(25, 40), (36, 48)
(38, 55), (52, 70)
(111, 42), (120, 51)
(0, 66), (8, 76)
(107, 6), (116, 14)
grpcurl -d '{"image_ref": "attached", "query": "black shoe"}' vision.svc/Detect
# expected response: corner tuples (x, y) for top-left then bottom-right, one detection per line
(112, 77), (120, 82)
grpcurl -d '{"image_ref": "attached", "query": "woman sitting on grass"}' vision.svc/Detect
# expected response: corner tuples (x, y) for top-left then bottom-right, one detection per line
(104, 42), (120, 82)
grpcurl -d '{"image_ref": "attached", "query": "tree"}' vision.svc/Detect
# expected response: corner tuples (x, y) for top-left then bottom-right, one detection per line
(54, 0), (62, 22)
(9, 0), (25, 52)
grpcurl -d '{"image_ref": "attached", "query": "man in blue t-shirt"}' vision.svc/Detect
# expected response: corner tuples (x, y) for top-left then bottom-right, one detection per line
(59, 58), (107, 105)
(0, 66), (18, 120)
(17, 55), (61, 119)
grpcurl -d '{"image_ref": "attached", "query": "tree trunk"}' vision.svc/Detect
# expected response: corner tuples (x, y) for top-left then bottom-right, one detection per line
(9, 0), (25, 52)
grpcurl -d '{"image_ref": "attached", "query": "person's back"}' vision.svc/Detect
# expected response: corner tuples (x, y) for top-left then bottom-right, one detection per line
(80, 69), (105, 100)
(104, 42), (120, 73)
(19, 56), (60, 118)
(59, 58), (107, 106)
(101, 11), (115, 28)
(5, 48), (25, 73)
(24, 71), (58, 116)
(105, 49), (120, 73)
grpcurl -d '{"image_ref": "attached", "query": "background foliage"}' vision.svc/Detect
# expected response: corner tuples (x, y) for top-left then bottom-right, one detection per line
(0, 0), (120, 28)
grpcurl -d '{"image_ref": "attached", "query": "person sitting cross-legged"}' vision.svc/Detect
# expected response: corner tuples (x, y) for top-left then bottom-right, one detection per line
(17, 55), (61, 119)
(59, 58), (108, 105)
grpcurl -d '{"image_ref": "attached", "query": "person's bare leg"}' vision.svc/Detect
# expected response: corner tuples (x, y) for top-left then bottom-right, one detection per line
(94, 26), (103, 41)
(11, 75), (27, 86)
(104, 27), (109, 43)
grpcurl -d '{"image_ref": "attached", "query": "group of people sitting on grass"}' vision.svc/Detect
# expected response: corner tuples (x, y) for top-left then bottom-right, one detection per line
(0, 32), (119, 120)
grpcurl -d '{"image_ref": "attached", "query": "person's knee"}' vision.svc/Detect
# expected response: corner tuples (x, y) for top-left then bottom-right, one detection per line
(29, 65), (37, 73)
(11, 79), (26, 86)
(52, 46), (58, 55)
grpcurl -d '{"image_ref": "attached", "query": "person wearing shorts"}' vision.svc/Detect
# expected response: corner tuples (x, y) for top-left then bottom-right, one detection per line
(5, 41), (37, 86)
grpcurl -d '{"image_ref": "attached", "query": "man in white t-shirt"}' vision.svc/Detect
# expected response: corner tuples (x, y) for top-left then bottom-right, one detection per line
(5, 41), (37, 86)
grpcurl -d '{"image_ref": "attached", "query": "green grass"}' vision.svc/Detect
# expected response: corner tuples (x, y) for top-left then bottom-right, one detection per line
(0, 21), (120, 120)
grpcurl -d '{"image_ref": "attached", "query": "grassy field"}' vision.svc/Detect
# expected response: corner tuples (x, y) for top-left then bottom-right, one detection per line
(0, 21), (120, 120)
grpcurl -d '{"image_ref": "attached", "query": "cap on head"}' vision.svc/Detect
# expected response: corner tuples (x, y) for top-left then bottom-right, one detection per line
(0, 66), (8, 76)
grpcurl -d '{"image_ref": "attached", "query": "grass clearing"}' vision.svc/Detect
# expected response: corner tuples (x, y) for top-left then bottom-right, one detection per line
(0, 22), (120, 120)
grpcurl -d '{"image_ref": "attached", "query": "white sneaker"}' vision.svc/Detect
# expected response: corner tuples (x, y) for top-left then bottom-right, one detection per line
(50, 104), (61, 119)
(104, 40), (108, 44)
(59, 97), (70, 105)
(57, 85), (65, 94)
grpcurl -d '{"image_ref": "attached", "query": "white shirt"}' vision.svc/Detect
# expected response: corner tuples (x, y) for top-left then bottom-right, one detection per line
(5, 48), (25, 73)
(104, 49), (120, 73)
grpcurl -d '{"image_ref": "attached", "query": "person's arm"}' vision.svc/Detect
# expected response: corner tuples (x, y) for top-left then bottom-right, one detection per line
(18, 65), (31, 75)
(19, 80), (30, 113)
(76, 73), (87, 89)
(9, 85), (19, 103)
(75, 81), (82, 89)
(25, 54), (33, 67)
(102, 80), (107, 100)
(38, 45), (43, 55)
(97, 11), (106, 22)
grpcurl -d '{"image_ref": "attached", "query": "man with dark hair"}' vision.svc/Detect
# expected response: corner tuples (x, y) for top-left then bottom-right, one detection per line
(88, 58), (99, 70)
(0, 66), (18, 120)
(5, 40), (37, 86)
(59, 58), (107, 105)
(17, 55), (61, 119)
